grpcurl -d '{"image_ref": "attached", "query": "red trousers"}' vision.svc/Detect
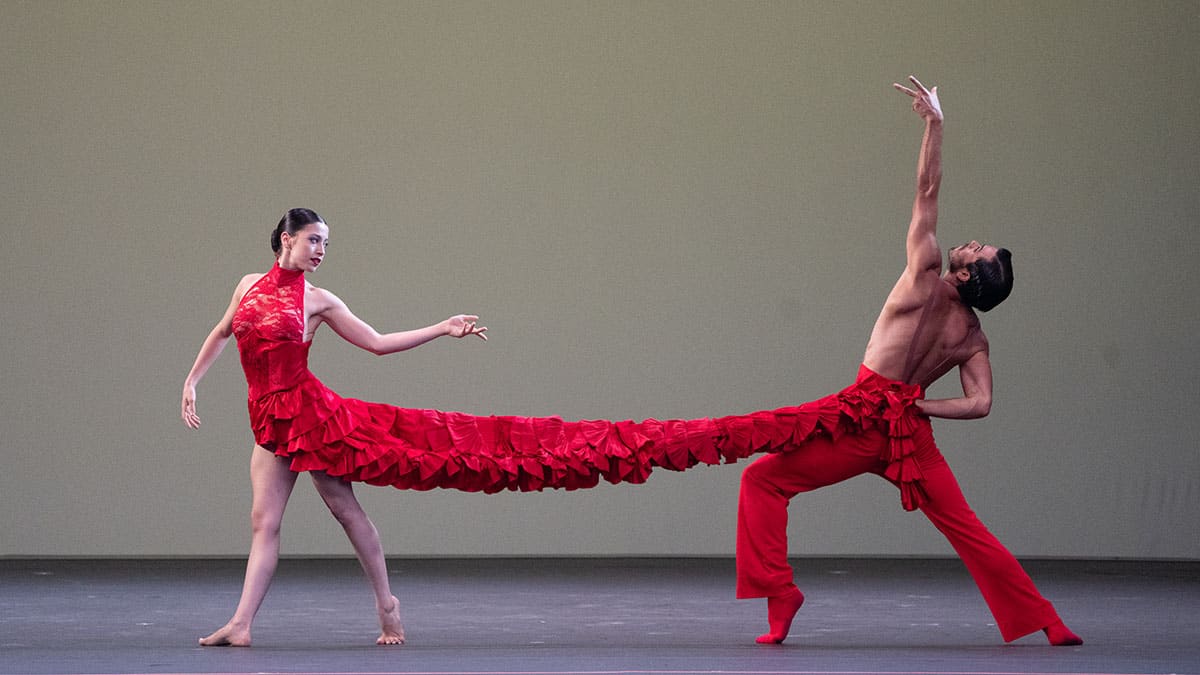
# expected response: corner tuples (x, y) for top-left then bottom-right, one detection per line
(735, 367), (1062, 642)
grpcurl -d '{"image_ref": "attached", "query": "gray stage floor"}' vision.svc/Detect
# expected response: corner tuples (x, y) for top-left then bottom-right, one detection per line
(1, 557), (1197, 675)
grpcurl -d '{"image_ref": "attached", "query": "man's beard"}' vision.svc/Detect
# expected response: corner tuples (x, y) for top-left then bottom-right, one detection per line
(947, 249), (964, 272)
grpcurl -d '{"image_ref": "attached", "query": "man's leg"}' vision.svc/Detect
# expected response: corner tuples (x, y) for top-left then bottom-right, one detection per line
(913, 439), (1082, 644)
(737, 430), (886, 643)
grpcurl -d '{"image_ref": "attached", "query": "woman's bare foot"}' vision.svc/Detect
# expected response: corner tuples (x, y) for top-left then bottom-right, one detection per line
(376, 595), (405, 645)
(199, 621), (251, 647)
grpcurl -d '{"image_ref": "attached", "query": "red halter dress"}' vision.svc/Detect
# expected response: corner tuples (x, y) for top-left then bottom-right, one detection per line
(231, 263), (924, 504)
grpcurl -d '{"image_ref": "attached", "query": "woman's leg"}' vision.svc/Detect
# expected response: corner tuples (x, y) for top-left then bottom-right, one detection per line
(200, 445), (299, 646)
(310, 471), (405, 645)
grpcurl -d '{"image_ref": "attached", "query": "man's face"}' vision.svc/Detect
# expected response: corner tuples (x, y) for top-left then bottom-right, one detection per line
(948, 240), (998, 270)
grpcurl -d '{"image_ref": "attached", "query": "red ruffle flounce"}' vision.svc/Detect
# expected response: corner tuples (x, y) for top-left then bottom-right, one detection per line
(247, 366), (927, 508)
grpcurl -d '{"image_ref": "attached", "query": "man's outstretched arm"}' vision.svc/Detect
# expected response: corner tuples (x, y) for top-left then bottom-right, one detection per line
(894, 76), (944, 277)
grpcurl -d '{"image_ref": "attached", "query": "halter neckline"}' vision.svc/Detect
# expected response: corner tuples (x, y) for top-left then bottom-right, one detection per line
(271, 262), (305, 283)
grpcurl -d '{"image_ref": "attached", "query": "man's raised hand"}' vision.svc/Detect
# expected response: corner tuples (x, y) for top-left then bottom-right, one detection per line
(894, 75), (943, 123)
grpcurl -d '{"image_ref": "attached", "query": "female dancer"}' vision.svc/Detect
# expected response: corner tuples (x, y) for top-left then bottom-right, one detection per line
(181, 208), (486, 646)
(183, 208), (784, 646)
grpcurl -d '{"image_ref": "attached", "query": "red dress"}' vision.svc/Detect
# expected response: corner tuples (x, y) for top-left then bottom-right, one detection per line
(231, 263), (928, 498)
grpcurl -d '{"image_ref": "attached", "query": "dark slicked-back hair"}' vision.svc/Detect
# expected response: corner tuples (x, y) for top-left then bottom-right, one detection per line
(957, 248), (1013, 312)
(270, 208), (324, 254)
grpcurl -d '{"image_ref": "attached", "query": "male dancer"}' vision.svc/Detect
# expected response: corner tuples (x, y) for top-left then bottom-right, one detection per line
(735, 77), (1083, 646)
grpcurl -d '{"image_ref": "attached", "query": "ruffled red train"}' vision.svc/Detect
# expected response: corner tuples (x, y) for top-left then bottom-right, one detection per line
(251, 365), (923, 507)
(233, 264), (927, 507)
(254, 374), (745, 492)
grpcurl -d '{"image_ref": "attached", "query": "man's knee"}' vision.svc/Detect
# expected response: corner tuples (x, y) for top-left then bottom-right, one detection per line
(741, 457), (781, 493)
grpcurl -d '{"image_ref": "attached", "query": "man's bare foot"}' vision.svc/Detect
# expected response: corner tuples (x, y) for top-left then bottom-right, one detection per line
(1044, 619), (1083, 646)
(199, 622), (251, 647)
(756, 586), (805, 644)
(376, 595), (405, 646)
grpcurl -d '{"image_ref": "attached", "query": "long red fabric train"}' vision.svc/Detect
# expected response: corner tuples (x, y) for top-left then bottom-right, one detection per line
(233, 263), (925, 504)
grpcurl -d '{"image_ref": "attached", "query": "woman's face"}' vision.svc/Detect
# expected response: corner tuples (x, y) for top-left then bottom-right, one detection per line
(279, 221), (329, 272)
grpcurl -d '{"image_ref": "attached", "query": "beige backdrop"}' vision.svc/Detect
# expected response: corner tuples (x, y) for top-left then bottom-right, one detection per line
(2, 1), (1197, 558)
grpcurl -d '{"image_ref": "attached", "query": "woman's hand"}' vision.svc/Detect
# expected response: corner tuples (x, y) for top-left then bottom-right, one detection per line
(182, 383), (201, 429)
(445, 314), (488, 340)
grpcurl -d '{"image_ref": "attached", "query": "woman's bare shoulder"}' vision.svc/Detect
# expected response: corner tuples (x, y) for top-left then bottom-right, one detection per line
(234, 272), (266, 294)
(220, 272), (267, 308)
(305, 283), (345, 315)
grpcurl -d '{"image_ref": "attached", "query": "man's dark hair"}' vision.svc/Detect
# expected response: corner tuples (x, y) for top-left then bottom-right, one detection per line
(957, 248), (1013, 312)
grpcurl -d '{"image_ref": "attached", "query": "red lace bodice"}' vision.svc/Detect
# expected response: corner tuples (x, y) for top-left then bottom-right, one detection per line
(232, 264), (314, 400)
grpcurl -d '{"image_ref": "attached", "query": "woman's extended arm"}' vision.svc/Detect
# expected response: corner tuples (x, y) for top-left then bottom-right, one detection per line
(316, 288), (487, 356)
(181, 275), (258, 429)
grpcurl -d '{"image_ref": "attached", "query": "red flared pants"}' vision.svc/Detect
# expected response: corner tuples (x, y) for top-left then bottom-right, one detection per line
(735, 375), (1062, 642)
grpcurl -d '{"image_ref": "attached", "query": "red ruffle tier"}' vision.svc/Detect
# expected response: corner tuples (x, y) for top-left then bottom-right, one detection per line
(249, 365), (926, 508)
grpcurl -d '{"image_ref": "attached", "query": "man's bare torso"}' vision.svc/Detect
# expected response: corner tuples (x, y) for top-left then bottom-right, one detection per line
(861, 271), (986, 389)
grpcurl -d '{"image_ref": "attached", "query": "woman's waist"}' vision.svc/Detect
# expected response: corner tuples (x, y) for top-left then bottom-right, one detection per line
(239, 355), (317, 398)
(245, 369), (322, 401)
